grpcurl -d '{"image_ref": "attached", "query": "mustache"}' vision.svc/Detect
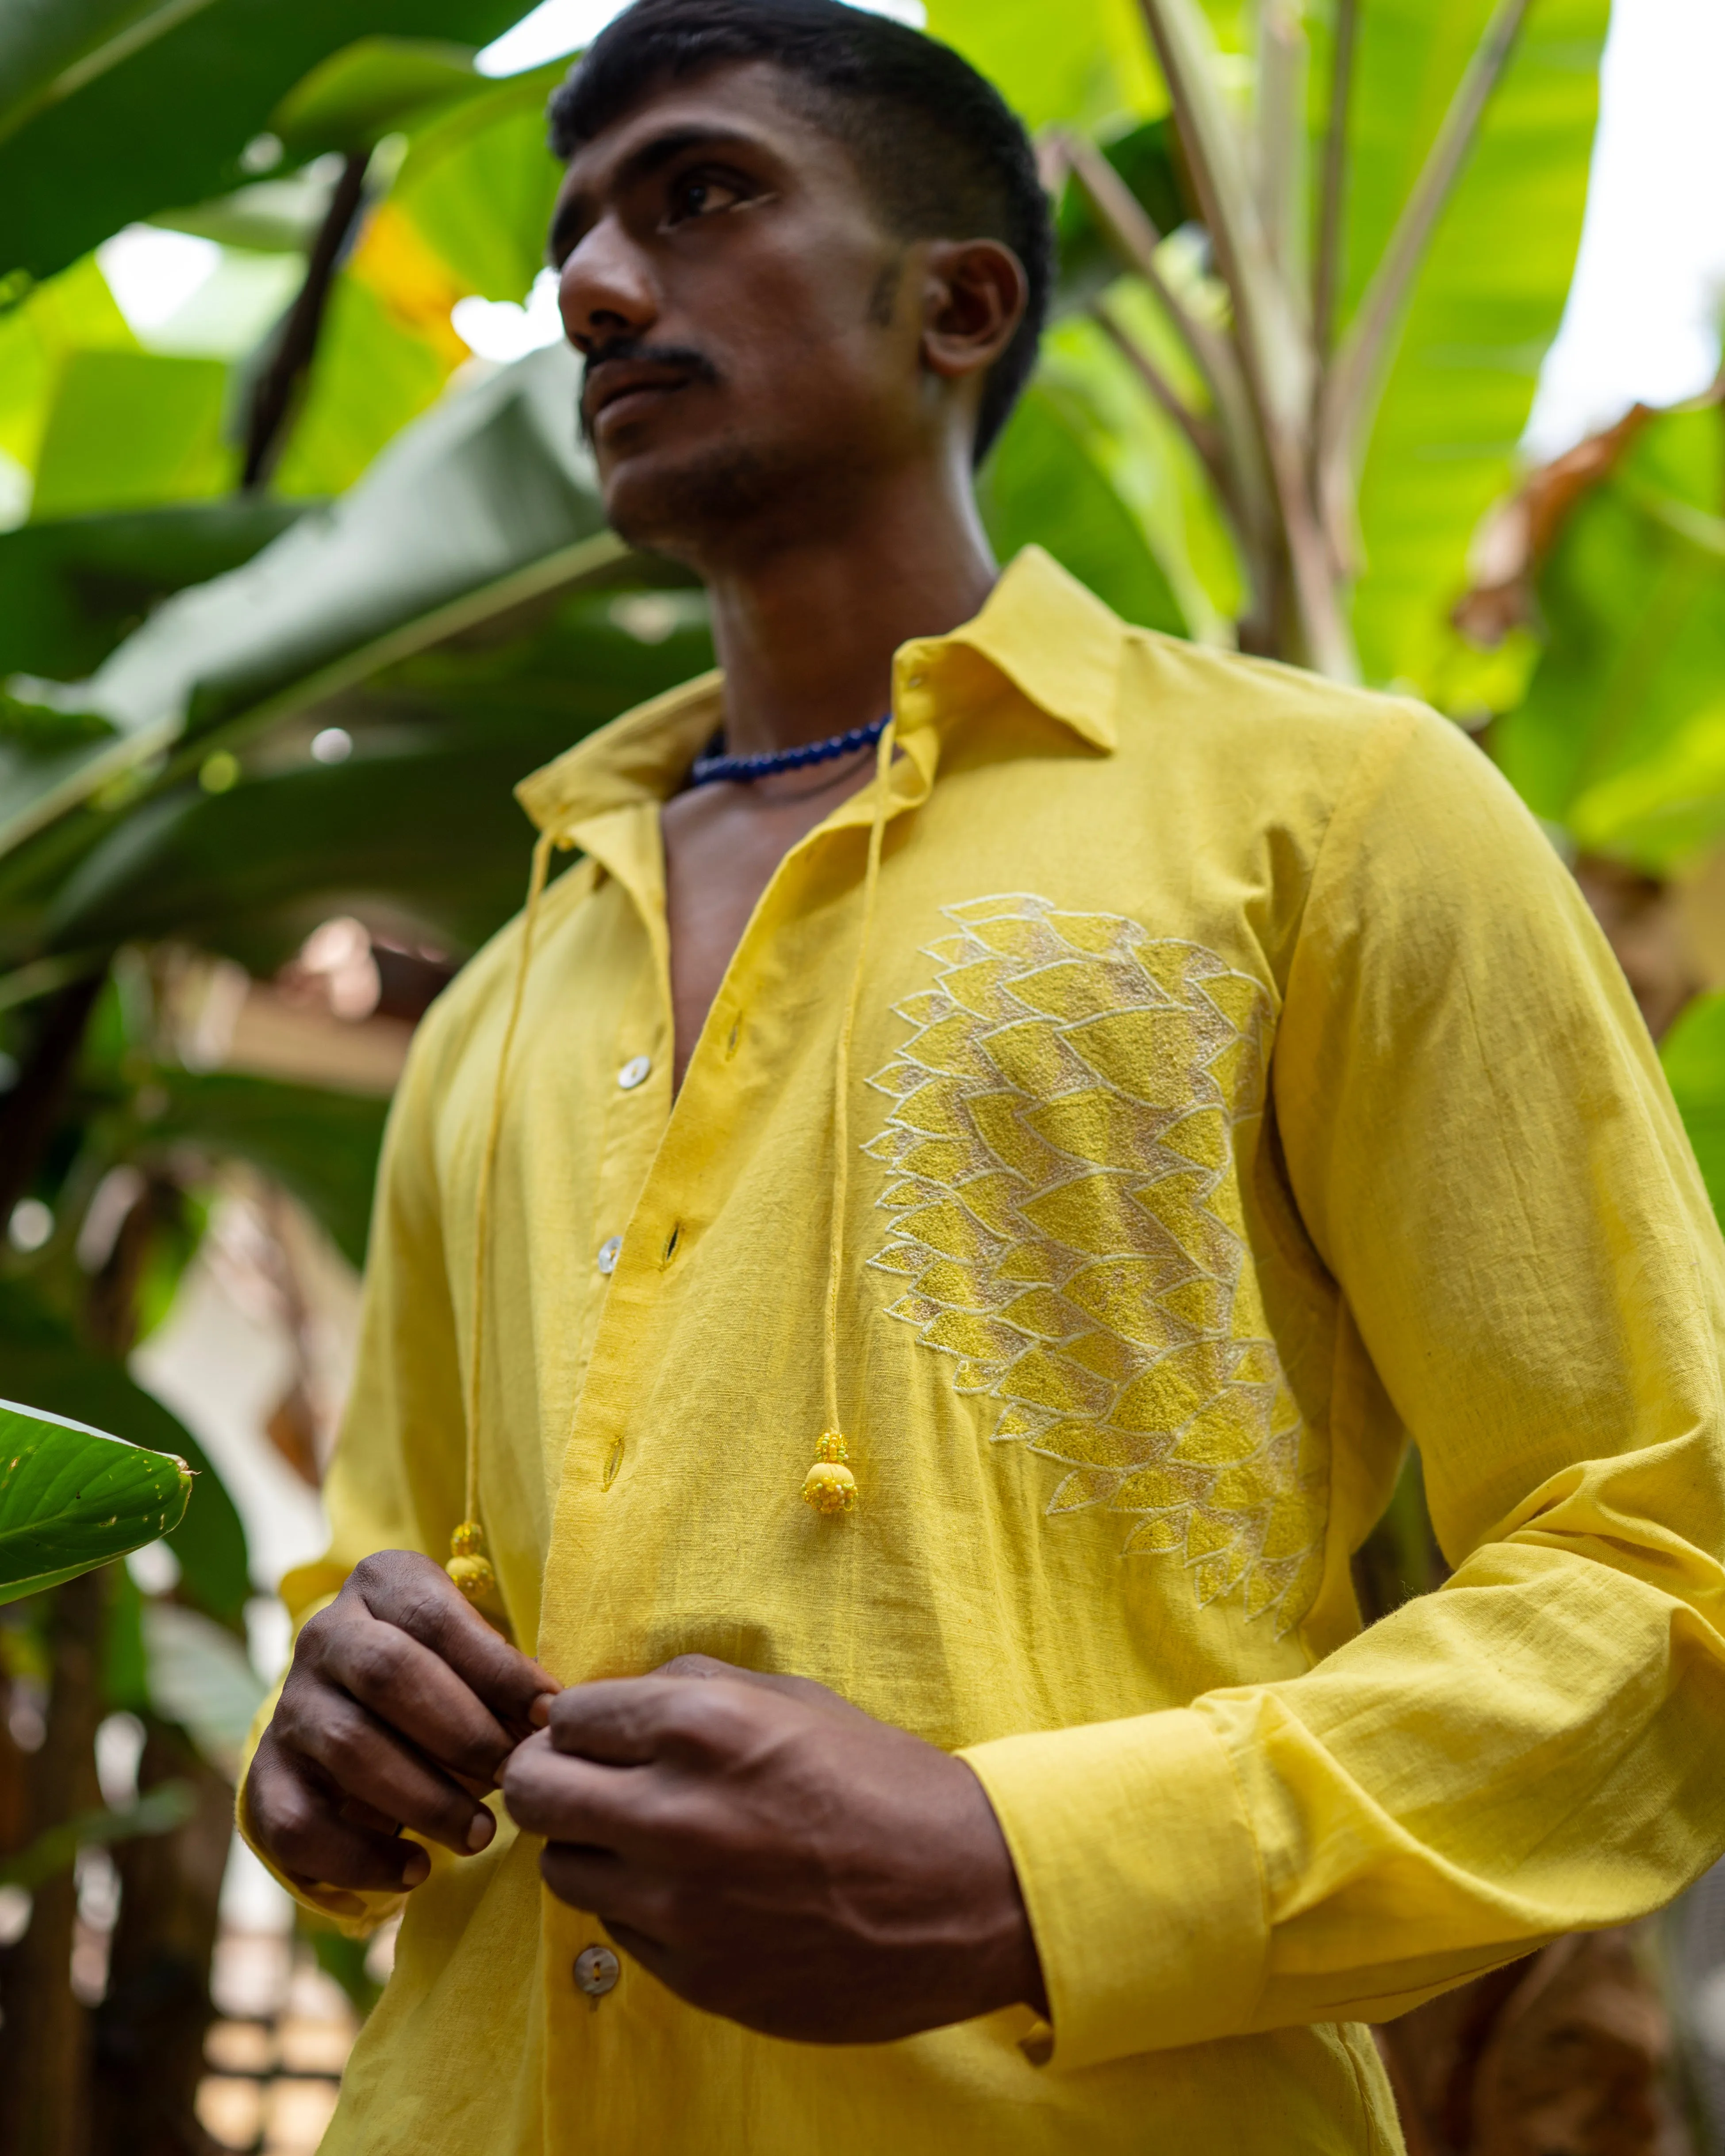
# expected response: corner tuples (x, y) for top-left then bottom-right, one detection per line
(579, 338), (722, 442)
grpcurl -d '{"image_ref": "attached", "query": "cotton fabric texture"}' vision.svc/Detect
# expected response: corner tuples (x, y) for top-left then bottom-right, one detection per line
(241, 548), (1725, 2155)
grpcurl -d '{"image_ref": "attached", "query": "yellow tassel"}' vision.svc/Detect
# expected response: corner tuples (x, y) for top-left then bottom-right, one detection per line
(446, 1519), (495, 1601)
(801, 1431), (857, 1517)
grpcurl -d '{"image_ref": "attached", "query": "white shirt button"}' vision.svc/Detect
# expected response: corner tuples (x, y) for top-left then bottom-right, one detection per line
(596, 1236), (622, 1275)
(618, 1055), (651, 1090)
(574, 1945), (620, 1998)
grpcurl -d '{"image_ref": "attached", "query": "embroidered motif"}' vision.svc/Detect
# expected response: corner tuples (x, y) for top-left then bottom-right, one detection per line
(865, 894), (1327, 1633)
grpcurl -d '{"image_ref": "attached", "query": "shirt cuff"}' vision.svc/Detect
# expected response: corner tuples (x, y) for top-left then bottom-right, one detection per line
(961, 1707), (1267, 2072)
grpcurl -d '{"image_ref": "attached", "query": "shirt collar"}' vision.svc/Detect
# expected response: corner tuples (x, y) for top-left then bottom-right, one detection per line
(515, 545), (1125, 839)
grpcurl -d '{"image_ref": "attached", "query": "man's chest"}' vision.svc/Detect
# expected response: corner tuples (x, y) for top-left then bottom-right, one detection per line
(433, 778), (1336, 1711)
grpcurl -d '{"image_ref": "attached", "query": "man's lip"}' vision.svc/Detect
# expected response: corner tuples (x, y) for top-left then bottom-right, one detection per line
(592, 382), (686, 436)
(584, 362), (694, 428)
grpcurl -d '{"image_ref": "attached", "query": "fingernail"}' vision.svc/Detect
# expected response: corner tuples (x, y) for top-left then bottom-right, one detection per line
(401, 1845), (430, 1887)
(467, 1811), (495, 1853)
(529, 1694), (552, 1728)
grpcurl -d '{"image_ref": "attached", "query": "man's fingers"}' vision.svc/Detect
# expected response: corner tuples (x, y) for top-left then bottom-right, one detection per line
(278, 1685), (498, 1858)
(651, 1655), (871, 1722)
(347, 1552), (559, 1735)
(544, 1674), (743, 1767)
(501, 1730), (673, 1859)
(283, 1818), (432, 1897)
(538, 1842), (663, 1922)
(338, 1792), (403, 1837)
(314, 1607), (520, 1785)
(247, 1738), (432, 1894)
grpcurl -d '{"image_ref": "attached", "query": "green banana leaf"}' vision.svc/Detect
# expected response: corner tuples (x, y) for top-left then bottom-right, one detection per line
(390, 61), (570, 304)
(1052, 114), (1193, 318)
(0, 0), (531, 286)
(0, 1395), (190, 1604)
(0, 340), (615, 859)
(0, 252), (136, 479)
(1347, 0), (1608, 696)
(38, 626), (710, 974)
(0, 1281), (250, 1621)
(140, 1597), (269, 1776)
(0, 0), (153, 127)
(270, 33), (493, 156)
(28, 349), (233, 520)
(981, 378), (1187, 635)
(926, 0), (1162, 133)
(269, 271), (456, 501)
(1662, 993), (1725, 1227)
(0, 498), (310, 681)
(1493, 395), (1725, 868)
(143, 1070), (391, 1267)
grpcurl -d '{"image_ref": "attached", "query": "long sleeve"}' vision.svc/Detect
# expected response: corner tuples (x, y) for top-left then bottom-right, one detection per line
(280, 1008), (471, 1615)
(235, 995), (473, 1928)
(965, 706), (1725, 2072)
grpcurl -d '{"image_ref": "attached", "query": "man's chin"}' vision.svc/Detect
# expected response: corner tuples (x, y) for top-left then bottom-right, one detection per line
(602, 437), (802, 558)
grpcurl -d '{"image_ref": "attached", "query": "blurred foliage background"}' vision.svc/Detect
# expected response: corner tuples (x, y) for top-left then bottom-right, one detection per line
(0, 0), (1722, 2149)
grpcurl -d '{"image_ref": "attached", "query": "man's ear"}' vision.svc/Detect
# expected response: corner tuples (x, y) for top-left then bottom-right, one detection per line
(920, 238), (1028, 385)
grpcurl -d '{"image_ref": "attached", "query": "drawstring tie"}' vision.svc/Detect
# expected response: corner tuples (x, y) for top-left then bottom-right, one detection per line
(449, 713), (897, 1596)
(447, 823), (558, 1602)
(802, 715), (897, 1519)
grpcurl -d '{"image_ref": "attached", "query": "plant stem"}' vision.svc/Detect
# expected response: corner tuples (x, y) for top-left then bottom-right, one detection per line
(90, 1722), (233, 2156)
(1055, 130), (1239, 416)
(1313, 0), (1360, 363)
(1255, 0), (1310, 298)
(241, 149), (371, 491)
(0, 1569), (109, 2156)
(1090, 300), (1236, 509)
(0, 971), (105, 1223)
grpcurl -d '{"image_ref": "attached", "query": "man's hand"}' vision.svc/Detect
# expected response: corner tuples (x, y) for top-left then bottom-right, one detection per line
(500, 1654), (1046, 2043)
(246, 1551), (558, 1895)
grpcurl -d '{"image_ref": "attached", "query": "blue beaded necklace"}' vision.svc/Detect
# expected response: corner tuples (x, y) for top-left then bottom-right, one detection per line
(689, 712), (890, 787)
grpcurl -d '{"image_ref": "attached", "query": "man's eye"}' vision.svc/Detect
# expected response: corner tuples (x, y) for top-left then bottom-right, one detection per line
(669, 173), (745, 223)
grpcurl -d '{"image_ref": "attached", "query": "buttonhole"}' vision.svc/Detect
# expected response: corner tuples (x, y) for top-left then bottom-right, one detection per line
(726, 1019), (741, 1059)
(602, 1439), (624, 1490)
(663, 1223), (681, 1262)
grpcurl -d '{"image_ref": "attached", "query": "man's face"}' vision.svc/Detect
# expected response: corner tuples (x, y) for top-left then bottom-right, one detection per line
(549, 63), (928, 557)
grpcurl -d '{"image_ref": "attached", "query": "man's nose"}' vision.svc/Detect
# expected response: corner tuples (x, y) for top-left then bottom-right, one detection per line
(559, 219), (658, 353)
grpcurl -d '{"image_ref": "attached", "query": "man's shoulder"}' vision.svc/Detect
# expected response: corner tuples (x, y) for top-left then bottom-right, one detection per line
(1118, 629), (1431, 763)
(1105, 628), (1495, 828)
(1095, 629), (1540, 900)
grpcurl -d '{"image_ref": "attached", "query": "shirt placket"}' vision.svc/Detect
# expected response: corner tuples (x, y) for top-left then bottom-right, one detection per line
(532, 694), (945, 2071)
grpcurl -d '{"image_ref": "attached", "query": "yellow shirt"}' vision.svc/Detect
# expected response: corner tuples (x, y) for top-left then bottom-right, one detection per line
(248, 547), (1725, 2155)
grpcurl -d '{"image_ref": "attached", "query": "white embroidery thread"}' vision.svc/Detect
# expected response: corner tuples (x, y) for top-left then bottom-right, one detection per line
(865, 894), (1326, 1632)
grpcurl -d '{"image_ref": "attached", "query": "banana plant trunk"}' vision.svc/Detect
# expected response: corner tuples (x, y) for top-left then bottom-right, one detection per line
(1060, 0), (1534, 683)
(90, 1722), (233, 2156)
(0, 1569), (108, 2156)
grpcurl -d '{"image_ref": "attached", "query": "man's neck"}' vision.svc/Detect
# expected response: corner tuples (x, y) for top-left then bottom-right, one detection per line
(698, 460), (999, 758)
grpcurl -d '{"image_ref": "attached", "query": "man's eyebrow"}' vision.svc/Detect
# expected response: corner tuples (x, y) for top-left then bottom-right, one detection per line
(548, 124), (769, 260)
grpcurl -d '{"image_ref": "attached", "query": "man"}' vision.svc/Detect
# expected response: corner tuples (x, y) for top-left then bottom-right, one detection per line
(240, 3), (1725, 2150)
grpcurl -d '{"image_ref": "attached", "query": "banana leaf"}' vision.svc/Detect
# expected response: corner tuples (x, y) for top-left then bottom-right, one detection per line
(0, 1279), (250, 1621)
(0, 340), (615, 860)
(0, 0), (531, 286)
(1345, 0), (1608, 694)
(1493, 395), (1725, 867)
(1662, 991), (1725, 1228)
(0, 497), (310, 682)
(0, 1395), (190, 1604)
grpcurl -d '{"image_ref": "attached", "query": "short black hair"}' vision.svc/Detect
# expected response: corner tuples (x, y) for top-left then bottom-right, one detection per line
(547, 0), (1052, 461)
